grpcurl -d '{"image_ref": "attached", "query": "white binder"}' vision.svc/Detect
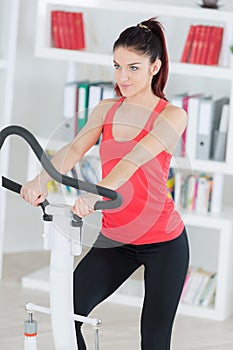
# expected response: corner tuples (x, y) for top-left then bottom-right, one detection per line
(196, 96), (213, 160)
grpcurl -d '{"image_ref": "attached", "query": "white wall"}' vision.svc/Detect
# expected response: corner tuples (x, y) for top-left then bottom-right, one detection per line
(5, 0), (67, 252)
(3, 0), (233, 252)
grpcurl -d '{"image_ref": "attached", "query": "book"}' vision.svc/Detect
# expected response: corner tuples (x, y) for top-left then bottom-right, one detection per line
(73, 12), (85, 50)
(200, 273), (217, 307)
(51, 11), (61, 48)
(182, 267), (205, 304)
(199, 26), (212, 65)
(194, 25), (206, 64)
(62, 11), (72, 50)
(192, 269), (215, 306)
(51, 11), (85, 50)
(186, 174), (197, 211)
(175, 172), (214, 213)
(181, 25), (195, 63)
(195, 175), (212, 214)
(182, 267), (216, 306)
(206, 26), (224, 66)
(181, 25), (224, 66)
(189, 25), (202, 64)
(56, 11), (66, 49)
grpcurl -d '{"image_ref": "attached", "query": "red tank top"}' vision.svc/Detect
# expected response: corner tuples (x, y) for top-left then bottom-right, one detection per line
(99, 97), (184, 244)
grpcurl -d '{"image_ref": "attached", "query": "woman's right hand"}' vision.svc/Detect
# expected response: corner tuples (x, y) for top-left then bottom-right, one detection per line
(20, 174), (48, 207)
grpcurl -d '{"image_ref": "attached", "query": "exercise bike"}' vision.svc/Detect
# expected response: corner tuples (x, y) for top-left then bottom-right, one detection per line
(0, 125), (122, 350)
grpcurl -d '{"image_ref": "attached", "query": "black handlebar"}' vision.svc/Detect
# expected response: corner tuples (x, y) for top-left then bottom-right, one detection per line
(0, 125), (122, 211)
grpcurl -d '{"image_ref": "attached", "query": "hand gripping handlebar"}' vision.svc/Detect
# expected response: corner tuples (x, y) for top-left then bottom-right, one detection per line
(0, 125), (122, 210)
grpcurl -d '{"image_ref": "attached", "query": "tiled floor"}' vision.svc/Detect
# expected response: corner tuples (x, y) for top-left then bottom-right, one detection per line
(1, 251), (233, 350)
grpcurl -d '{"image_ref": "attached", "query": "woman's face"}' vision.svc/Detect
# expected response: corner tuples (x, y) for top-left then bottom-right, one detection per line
(113, 46), (160, 98)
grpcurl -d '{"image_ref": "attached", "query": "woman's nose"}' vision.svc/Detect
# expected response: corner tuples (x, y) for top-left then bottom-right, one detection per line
(118, 69), (129, 82)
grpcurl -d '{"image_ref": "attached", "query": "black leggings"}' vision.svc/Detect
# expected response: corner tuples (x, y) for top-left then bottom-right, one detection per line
(73, 227), (189, 349)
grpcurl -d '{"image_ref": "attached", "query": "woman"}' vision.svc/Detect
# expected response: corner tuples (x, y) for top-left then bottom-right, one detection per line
(21, 18), (189, 350)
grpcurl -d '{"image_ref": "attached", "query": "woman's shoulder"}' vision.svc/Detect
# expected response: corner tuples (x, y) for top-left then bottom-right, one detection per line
(99, 97), (119, 108)
(155, 101), (187, 135)
(162, 101), (187, 123)
(95, 97), (122, 117)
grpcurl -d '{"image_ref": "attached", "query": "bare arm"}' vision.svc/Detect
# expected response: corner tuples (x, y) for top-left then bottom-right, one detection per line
(98, 105), (187, 190)
(21, 99), (113, 205)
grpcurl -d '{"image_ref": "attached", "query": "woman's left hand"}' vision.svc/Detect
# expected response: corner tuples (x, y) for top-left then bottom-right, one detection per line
(72, 193), (101, 218)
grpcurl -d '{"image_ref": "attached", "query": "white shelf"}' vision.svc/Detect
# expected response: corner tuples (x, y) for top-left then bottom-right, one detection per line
(35, 48), (113, 66)
(34, 47), (233, 83)
(170, 62), (233, 81)
(183, 206), (233, 228)
(41, 0), (233, 22)
(30, 0), (233, 321)
(172, 157), (233, 175)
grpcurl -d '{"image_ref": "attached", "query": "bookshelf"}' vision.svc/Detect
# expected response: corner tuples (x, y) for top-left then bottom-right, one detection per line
(21, 0), (233, 320)
(0, 0), (20, 278)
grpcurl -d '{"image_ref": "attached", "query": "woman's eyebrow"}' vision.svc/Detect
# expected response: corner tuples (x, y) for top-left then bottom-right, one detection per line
(113, 60), (141, 66)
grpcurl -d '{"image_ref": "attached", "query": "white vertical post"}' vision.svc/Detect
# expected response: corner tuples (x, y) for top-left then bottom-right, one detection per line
(49, 217), (78, 350)
(0, 0), (20, 279)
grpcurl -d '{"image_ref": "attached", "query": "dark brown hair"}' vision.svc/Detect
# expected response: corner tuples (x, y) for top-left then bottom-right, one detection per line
(113, 18), (169, 100)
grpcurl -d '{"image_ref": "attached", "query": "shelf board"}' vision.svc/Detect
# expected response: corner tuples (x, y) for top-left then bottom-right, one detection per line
(182, 206), (233, 228)
(35, 47), (113, 66)
(21, 266), (222, 320)
(170, 62), (233, 81)
(44, 0), (233, 21)
(178, 303), (220, 321)
(35, 48), (233, 81)
(172, 156), (233, 175)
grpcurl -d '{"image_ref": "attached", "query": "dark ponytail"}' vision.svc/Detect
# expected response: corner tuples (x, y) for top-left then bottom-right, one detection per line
(113, 17), (169, 100)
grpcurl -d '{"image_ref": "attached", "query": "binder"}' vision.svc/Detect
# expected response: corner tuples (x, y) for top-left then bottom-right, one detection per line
(183, 93), (203, 158)
(62, 82), (79, 141)
(99, 82), (115, 99)
(87, 81), (115, 119)
(212, 102), (229, 161)
(87, 83), (103, 119)
(196, 96), (214, 160)
(77, 81), (89, 132)
(170, 92), (188, 157)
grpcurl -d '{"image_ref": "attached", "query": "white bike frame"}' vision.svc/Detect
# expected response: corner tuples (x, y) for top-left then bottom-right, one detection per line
(24, 203), (101, 350)
(0, 125), (121, 350)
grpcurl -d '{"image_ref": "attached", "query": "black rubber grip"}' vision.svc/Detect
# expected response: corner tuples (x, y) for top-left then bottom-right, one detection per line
(2, 176), (21, 194)
(2, 176), (49, 213)
(0, 125), (122, 210)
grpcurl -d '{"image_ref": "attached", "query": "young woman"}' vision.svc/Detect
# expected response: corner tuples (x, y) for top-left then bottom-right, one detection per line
(21, 18), (189, 350)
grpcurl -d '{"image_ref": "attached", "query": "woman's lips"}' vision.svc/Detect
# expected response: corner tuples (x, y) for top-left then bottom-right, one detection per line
(119, 84), (132, 89)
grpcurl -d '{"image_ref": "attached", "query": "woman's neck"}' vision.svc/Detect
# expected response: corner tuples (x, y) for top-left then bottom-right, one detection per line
(123, 90), (160, 109)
